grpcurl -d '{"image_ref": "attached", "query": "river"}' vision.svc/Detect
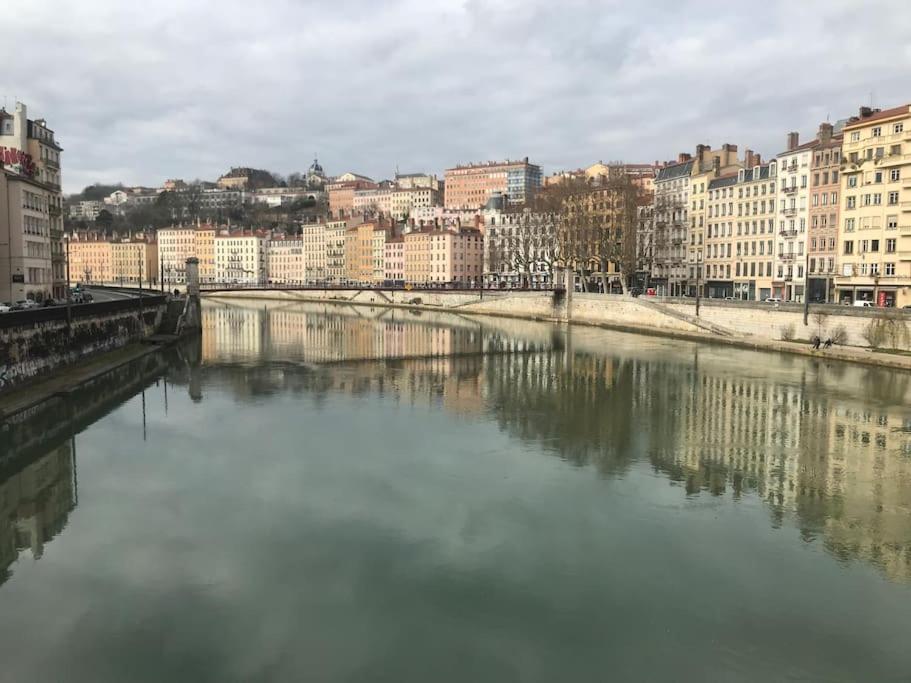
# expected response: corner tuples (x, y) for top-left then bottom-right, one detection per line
(1, 299), (909, 682)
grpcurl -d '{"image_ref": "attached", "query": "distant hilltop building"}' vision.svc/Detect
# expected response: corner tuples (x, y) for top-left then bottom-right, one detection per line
(444, 158), (542, 210)
(216, 167), (276, 190)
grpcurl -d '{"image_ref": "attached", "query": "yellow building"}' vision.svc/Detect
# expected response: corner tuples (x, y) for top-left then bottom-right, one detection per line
(688, 144), (742, 296)
(68, 235), (114, 284)
(111, 238), (158, 286)
(835, 104), (911, 307)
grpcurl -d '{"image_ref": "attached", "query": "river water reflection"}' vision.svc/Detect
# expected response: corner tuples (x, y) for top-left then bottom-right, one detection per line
(1, 299), (910, 681)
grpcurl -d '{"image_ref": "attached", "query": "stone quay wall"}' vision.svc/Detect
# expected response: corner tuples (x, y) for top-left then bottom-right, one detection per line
(0, 298), (166, 394)
(202, 288), (911, 355)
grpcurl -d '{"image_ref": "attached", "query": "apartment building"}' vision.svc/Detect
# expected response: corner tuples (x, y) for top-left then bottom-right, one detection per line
(404, 228), (484, 286)
(704, 156), (777, 300)
(836, 104), (911, 307)
(652, 155), (694, 295)
(111, 238), (158, 286)
(482, 210), (557, 288)
(158, 226), (199, 285)
(774, 133), (814, 301)
(215, 231), (266, 284)
(0, 102), (66, 299)
(301, 221), (328, 282)
(0, 168), (55, 302)
(807, 123), (843, 302)
(689, 144), (742, 296)
(352, 187), (440, 219)
(444, 158), (542, 210)
(328, 179), (376, 217)
(68, 235), (114, 284)
(266, 235), (304, 284)
(385, 236), (405, 284)
(325, 219), (349, 284)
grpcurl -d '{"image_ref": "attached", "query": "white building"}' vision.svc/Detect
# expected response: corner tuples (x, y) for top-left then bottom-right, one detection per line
(69, 200), (104, 221)
(325, 219), (349, 284)
(157, 226), (199, 285)
(215, 232), (266, 284)
(652, 156), (694, 296)
(775, 132), (813, 301)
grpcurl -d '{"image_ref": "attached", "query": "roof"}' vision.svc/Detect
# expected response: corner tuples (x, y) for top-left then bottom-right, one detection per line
(708, 174), (738, 190)
(843, 104), (911, 129)
(655, 160), (694, 182)
(742, 165), (771, 182)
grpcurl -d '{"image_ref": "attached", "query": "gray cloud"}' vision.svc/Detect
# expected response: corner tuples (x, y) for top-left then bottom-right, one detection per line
(1, 0), (909, 193)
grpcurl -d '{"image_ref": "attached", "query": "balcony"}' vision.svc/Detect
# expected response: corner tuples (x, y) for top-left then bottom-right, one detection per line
(783, 165), (798, 174)
(779, 253), (797, 261)
(781, 206), (797, 216)
(781, 184), (797, 195)
(779, 229), (798, 237)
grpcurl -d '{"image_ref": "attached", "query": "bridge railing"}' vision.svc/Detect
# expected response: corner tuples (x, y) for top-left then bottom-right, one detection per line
(0, 295), (167, 329)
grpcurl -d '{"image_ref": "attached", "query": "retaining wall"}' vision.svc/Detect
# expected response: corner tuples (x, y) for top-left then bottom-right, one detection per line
(202, 288), (911, 353)
(0, 298), (166, 393)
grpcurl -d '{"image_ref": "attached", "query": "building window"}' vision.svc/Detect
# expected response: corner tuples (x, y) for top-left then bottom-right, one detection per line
(846, 196), (856, 209)
(887, 215), (898, 229)
(888, 191), (899, 205)
(891, 168), (901, 182)
(872, 126), (882, 137)
(885, 262), (895, 276)
(850, 131), (860, 142)
(894, 122), (904, 134)
(844, 241), (854, 255)
(886, 238), (897, 253)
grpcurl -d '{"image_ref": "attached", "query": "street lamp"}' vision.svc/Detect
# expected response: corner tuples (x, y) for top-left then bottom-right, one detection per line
(695, 250), (703, 316)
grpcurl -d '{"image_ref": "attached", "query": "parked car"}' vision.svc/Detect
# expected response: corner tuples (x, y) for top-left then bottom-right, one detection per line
(723, 296), (736, 301)
(13, 300), (40, 310)
(853, 300), (874, 308)
(0, 303), (11, 313)
(764, 296), (782, 303)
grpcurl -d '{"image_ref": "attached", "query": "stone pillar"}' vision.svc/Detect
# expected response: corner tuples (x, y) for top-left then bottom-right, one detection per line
(182, 257), (202, 332)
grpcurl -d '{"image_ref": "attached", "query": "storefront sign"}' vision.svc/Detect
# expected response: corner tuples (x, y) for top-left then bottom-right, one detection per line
(0, 146), (37, 177)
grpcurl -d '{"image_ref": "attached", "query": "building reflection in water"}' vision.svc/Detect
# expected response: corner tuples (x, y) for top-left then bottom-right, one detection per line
(0, 442), (76, 587)
(200, 300), (911, 584)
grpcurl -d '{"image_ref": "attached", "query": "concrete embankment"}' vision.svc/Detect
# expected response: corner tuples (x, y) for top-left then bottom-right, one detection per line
(0, 296), (168, 396)
(203, 288), (911, 371)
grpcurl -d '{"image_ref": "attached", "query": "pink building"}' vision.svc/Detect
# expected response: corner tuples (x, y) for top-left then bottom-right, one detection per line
(384, 235), (405, 284)
(404, 227), (484, 286)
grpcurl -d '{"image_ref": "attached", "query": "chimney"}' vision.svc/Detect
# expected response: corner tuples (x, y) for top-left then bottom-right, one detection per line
(744, 149), (754, 168)
(677, 152), (692, 163)
(712, 156), (721, 175)
(787, 132), (799, 151)
(818, 122), (834, 143)
(859, 106), (875, 119)
(754, 153), (761, 166)
(695, 144), (708, 162)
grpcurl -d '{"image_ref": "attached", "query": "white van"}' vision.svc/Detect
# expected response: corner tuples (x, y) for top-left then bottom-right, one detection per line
(853, 300), (874, 308)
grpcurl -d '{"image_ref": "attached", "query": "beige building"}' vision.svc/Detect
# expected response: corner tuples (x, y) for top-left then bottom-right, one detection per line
(0, 169), (55, 302)
(111, 237), (158, 286)
(689, 144), (742, 296)
(158, 226), (199, 286)
(404, 227), (484, 286)
(385, 236), (405, 283)
(68, 234), (114, 284)
(353, 187), (440, 219)
(704, 156), (777, 300)
(1, 102), (65, 300)
(326, 219), (349, 284)
(266, 235), (304, 284)
(835, 104), (911, 307)
(301, 221), (328, 282)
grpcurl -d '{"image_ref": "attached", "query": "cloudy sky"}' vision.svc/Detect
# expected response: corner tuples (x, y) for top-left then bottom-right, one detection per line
(2, 0), (910, 194)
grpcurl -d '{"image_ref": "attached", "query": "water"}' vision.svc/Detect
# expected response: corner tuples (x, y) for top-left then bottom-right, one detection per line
(1, 299), (910, 682)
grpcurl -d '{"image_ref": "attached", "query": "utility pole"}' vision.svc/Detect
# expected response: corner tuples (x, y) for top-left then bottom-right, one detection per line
(803, 249), (810, 326)
(160, 260), (164, 293)
(138, 247), (143, 334)
(65, 235), (72, 326)
(695, 251), (702, 316)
